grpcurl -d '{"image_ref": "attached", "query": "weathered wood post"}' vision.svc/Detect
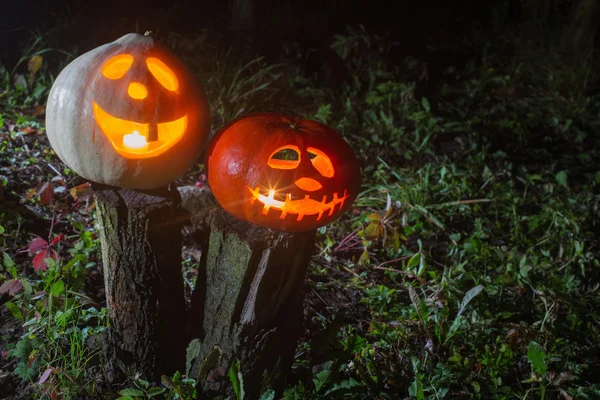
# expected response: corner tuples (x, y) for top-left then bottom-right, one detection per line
(44, 30), (211, 381)
(183, 113), (360, 398)
(94, 184), (187, 381)
(180, 187), (316, 398)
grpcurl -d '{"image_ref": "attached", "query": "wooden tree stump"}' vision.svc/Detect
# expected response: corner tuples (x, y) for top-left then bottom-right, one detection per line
(94, 184), (186, 381)
(182, 188), (316, 398)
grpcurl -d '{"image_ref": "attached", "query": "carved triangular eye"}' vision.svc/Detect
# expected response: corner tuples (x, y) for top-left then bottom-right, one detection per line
(308, 147), (334, 177)
(268, 145), (300, 169)
(102, 54), (133, 79)
(146, 57), (179, 91)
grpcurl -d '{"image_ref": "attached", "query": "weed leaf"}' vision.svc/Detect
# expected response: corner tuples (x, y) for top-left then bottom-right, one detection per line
(197, 345), (222, 380)
(119, 388), (144, 396)
(313, 369), (332, 392)
(229, 359), (244, 400)
(408, 286), (421, 315)
(457, 285), (484, 316)
(49, 280), (64, 296)
(186, 338), (202, 377)
(555, 170), (568, 187)
(408, 375), (424, 399)
(259, 389), (276, 400)
(527, 341), (547, 377)
(3, 252), (14, 268)
(445, 285), (484, 344)
(4, 301), (22, 321)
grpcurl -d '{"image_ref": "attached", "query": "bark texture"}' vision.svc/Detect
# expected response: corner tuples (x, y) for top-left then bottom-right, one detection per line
(181, 187), (316, 398)
(95, 184), (186, 381)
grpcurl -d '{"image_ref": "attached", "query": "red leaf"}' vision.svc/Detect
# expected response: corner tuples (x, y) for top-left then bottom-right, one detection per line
(38, 367), (53, 384)
(29, 237), (48, 253)
(50, 234), (64, 247)
(33, 251), (48, 271)
(0, 279), (23, 296)
(37, 182), (53, 206)
(33, 248), (59, 271)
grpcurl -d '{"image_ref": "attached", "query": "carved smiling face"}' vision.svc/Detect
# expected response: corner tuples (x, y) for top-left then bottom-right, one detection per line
(45, 33), (210, 189)
(94, 54), (187, 159)
(207, 113), (361, 232)
(247, 144), (349, 222)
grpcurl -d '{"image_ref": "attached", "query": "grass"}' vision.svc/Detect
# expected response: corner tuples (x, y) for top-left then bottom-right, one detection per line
(1, 10), (599, 400)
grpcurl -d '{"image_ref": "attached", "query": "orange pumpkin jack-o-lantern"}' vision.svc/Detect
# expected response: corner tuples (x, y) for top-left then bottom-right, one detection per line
(45, 32), (210, 189)
(207, 113), (361, 232)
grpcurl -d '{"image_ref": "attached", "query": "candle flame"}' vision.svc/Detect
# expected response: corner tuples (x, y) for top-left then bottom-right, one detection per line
(123, 130), (149, 152)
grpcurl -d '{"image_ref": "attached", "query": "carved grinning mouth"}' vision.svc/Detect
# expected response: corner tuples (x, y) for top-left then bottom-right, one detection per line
(247, 186), (349, 221)
(93, 102), (187, 159)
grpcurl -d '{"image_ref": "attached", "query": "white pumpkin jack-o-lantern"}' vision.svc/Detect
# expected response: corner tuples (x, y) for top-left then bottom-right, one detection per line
(45, 32), (210, 189)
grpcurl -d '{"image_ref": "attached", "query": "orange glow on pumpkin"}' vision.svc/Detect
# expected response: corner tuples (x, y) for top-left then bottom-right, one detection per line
(93, 103), (187, 159)
(248, 186), (349, 221)
(102, 54), (134, 79)
(146, 57), (179, 91)
(267, 145), (301, 169)
(294, 177), (322, 191)
(127, 82), (148, 99)
(308, 147), (334, 178)
(207, 113), (361, 232)
(122, 130), (149, 152)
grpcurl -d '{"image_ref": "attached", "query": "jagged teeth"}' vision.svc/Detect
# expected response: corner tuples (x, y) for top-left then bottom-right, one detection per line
(251, 187), (351, 221)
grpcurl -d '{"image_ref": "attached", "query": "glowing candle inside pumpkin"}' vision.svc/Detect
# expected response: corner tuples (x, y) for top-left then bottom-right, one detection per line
(123, 130), (149, 152)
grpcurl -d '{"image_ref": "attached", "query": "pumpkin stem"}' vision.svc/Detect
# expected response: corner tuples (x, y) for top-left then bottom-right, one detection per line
(144, 30), (153, 37)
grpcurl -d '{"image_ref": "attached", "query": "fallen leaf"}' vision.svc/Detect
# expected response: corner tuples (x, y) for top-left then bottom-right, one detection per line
(69, 182), (93, 200)
(24, 187), (37, 201)
(559, 389), (573, 400)
(33, 105), (44, 117)
(28, 55), (43, 75)
(37, 182), (53, 206)
(0, 279), (23, 296)
(50, 176), (66, 185)
(38, 367), (52, 384)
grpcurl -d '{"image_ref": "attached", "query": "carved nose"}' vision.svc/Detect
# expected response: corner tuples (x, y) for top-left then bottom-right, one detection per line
(128, 82), (148, 99)
(295, 177), (322, 191)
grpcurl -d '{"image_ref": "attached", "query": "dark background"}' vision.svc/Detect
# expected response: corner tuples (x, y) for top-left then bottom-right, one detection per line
(0, 0), (525, 66)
